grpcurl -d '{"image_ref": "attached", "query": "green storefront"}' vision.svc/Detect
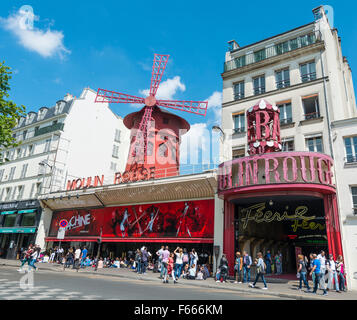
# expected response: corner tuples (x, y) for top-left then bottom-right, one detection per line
(0, 200), (42, 259)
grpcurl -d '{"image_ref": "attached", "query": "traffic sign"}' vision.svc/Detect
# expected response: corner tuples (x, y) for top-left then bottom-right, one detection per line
(59, 219), (68, 228)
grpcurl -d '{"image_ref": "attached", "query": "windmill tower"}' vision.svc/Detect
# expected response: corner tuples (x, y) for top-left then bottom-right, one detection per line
(95, 54), (208, 180)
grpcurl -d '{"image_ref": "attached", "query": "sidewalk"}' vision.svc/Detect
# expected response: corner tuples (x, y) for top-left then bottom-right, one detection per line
(1, 258), (356, 300)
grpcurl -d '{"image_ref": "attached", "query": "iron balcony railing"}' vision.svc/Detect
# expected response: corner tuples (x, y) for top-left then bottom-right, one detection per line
(280, 117), (293, 125)
(253, 86), (265, 95)
(304, 112), (320, 120)
(233, 127), (245, 134)
(34, 122), (64, 137)
(234, 92), (245, 100)
(276, 79), (291, 89)
(345, 155), (357, 164)
(301, 72), (317, 83)
(224, 32), (320, 73)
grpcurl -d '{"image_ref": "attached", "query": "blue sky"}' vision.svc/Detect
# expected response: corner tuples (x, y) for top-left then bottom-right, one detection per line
(1, 1), (357, 165)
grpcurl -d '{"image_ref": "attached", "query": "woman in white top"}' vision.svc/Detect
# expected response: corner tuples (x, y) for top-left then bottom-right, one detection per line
(174, 247), (184, 281)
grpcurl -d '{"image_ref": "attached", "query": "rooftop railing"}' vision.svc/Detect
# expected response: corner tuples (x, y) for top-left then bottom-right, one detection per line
(224, 32), (321, 73)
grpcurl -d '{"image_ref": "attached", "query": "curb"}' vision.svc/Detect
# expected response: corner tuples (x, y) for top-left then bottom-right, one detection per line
(1, 262), (325, 300)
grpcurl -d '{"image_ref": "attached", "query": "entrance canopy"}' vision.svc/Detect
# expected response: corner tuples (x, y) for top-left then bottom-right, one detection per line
(40, 171), (217, 211)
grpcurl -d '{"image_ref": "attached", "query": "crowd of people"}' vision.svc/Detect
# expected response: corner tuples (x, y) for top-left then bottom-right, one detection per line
(16, 244), (348, 295)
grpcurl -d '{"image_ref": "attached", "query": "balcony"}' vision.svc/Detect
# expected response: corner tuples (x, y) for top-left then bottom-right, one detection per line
(280, 118), (293, 125)
(276, 80), (290, 89)
(34, 123), (64, 137)
(301, 72), (317, 83)
(233, 127), (245, 134)
(224, 32), (320, 73)
(304, 112), (320, 120)
(234, 92), (245, 101)
(345, 155), (357, 164)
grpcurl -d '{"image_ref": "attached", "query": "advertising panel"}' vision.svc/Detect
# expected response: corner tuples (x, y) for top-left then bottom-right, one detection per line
(48, 199), (214, 239)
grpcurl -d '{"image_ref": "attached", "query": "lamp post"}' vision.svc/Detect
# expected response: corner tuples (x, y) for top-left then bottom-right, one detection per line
(95, 227), (103, 271)
(211, 125), (230, 163)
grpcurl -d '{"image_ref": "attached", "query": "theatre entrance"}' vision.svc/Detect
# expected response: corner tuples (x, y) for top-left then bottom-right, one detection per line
(233, 195), (328, 273)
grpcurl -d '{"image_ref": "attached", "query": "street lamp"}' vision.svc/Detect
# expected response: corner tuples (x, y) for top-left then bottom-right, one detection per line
(212, 125), (226, 140)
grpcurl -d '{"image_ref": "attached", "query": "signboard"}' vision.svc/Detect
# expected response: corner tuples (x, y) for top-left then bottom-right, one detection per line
(0, 227), (36, 233)
(49, 199), (214, 239)
(57, 227), (66, 240)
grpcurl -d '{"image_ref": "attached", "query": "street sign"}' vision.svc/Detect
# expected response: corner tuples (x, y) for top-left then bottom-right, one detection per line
(59, 219), (68, 228)
(57, 227), (66, 240)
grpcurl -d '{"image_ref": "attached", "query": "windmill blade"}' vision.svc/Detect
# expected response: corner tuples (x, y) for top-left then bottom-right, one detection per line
(156, 99), (208, 116)
(149, 54), (169, 97)
(95, 88), (145, 104)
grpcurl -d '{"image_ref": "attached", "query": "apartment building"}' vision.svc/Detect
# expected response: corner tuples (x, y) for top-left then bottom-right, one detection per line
(0, 87), (130, 258)
(219, 6), (357, 289)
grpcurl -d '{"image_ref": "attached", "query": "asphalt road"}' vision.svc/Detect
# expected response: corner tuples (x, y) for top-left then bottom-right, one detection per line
(0, 265), (291, 300)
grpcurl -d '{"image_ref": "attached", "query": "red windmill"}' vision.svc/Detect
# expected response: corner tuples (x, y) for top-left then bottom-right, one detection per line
(95, 54), (208, 180)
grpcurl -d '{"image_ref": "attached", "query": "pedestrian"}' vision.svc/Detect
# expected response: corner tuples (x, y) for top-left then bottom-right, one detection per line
(218, 254), (229, 283)
(141, 247), (148, 274)
(336, 255), (346, 292)
(174, 247), (184, 281)
(190, 249), (198, 268)
(73, 246), (81, 271)
(310, 253), (328, 296)
(264, 250), (272, 274)
(317, 250), (327, 282)
(49, 247), (56, 263)
(234, 251), (243, 283)
(249, 252), (268, 289)
(168, 252), (176, 283)
(242, 251), (252, 283)
(326, 254), (340, 293)
(135, 249), (142, 274)
(182, 264), (189, 279)
(64, 247), (74, 269)
(274, 252), (282, 275)
(80, 246), (88, 268)
(18, 244), (34, 271)
(29, 245), (41, 271)
(156, 246), (164, 279)
(161, 246), (170, 284)
(182, 248), (189, 269)
(297, 254), (310, 291)
(57, 247), (64, 264)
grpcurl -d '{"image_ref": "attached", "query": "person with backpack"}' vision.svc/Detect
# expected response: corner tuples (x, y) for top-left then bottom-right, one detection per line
(218, 254), (229, 283)
(297, 254), (310, 291)
(310, 253), (328, 296)
(249, 252), (268, 289)
(242, 251), (252, 283)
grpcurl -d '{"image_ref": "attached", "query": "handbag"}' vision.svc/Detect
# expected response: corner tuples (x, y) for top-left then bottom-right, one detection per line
(296, 272), (300, 279)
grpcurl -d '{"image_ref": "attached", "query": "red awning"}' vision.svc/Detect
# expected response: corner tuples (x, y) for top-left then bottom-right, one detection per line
(45, 237), (213, 244)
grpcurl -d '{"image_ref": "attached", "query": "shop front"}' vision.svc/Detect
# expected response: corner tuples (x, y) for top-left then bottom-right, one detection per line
(218, 151), (343, 275)
(0, 200), (42, 259)
(41, 171), (217, 267)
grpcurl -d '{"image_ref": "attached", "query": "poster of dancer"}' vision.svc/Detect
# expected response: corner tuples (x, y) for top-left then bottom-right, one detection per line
(49, 199), (214, 239)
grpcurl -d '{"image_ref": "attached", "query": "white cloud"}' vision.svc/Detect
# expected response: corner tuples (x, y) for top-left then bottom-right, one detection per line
(206, 91), (222, 122)
(0, 9), (70, 58)
(139, 76), (186, 100)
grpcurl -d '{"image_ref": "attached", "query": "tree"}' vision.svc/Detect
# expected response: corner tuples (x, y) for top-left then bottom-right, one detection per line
(0, 61), (26, 162)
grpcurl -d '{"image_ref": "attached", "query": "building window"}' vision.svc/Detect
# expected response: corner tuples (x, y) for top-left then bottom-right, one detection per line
(3, 214), (16, 227)
(253, 75), (265, 95)
(233, 81), (245, 100)
(275, 69), (290, 89)
(282, 139), (294, 151)
(352, 187), (357, 214)
(16, 148), (21, 159)
(21, 212), (36, 226)
(5, 187), (12, 201)
(112, 145), (119, 158)
(44, 139), (51, 152)
(254, 49), (266, 63)
(300, 61), (316, 82)
(302, 95), (320, 120)
(233, 113), (245, 133)
(114, 129), (121, 142)
(8, 167), (16, 180)
(20, 164), (28, 179)
(17, 185), (24, 200)
(306, 136), (323, 153)
(110, 162), (117, 171)
(344, 136), (357, 163)
(232, 148), (245, 159)
(35, 182), (42, 196)
(28, 144), (35, 156)
(23, 130), (27, 140)
(0, 169), (4, 182)
(278, 102), (292, 125)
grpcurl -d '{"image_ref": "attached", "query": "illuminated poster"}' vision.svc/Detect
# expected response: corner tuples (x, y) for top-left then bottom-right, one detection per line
(48, 199), (214, 239)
